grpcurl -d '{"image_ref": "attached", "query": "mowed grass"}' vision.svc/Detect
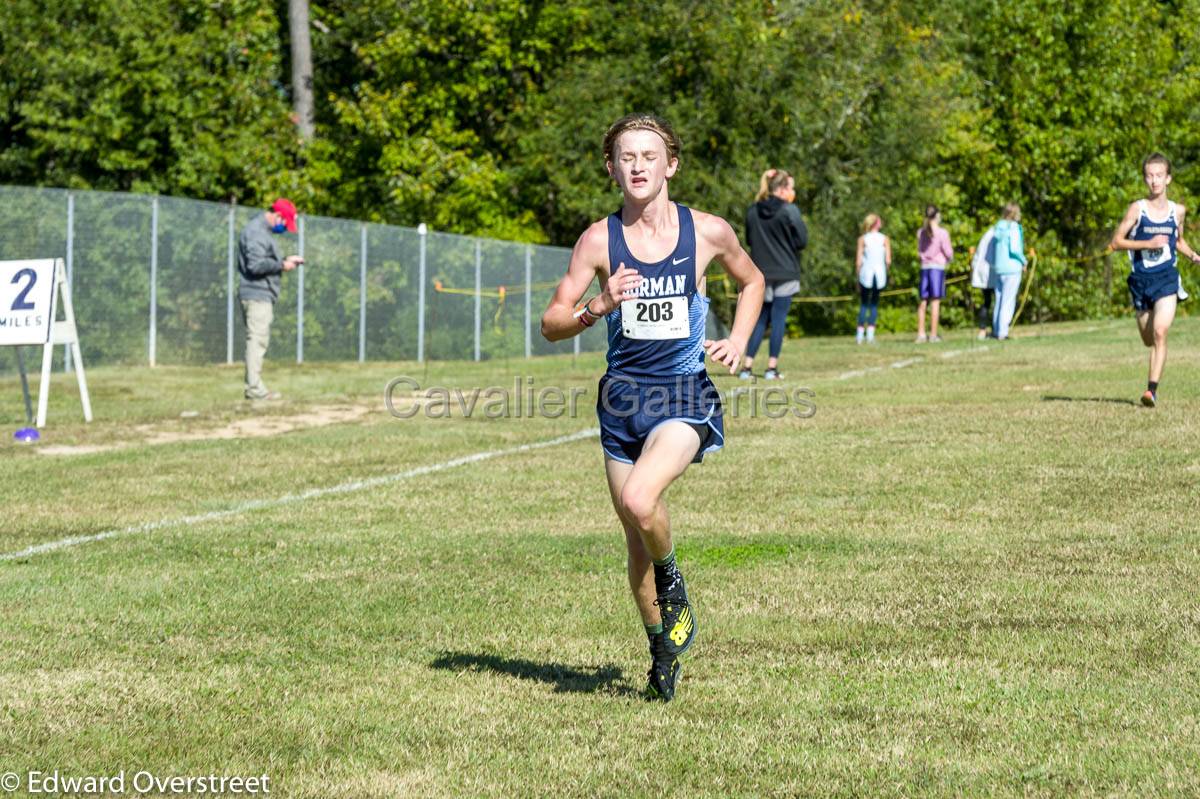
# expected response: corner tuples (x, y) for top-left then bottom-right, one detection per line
(1, 318), (1199, 797)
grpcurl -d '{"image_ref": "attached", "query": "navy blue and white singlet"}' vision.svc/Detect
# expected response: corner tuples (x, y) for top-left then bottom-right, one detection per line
(596, 203), (724, 464)
(604, 204), (708, 377)
(1126, 200), (1183, 310)
(1128, 200), (1178, 274)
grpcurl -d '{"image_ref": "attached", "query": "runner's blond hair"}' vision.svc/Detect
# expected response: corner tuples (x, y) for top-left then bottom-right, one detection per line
(603, 114), (681, 164)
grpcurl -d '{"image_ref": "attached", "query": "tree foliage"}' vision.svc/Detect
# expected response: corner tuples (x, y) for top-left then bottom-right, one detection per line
(3, 0), (1200, 330)
(0, 0), (301, 200)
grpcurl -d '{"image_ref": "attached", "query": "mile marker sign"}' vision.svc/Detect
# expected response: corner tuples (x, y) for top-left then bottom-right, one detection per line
(0, 259), (56, 346)
(0, 259), (92, 427)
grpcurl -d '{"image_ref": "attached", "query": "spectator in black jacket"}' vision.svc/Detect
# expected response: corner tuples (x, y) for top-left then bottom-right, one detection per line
(740, 169), (808, 379)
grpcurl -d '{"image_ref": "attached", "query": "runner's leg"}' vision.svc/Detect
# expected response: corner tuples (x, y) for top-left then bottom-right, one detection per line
(618, 421), (702, 560)
(1135, 308), (1154, 347)
(605, 457), (658, 625)
(1148, 294), (1177, 384)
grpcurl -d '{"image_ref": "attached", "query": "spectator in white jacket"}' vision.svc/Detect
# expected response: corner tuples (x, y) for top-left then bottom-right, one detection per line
(970, 225), (995, 340)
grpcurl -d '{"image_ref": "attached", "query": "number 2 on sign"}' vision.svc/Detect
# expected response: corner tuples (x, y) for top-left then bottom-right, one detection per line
(10, 268), (36, 310)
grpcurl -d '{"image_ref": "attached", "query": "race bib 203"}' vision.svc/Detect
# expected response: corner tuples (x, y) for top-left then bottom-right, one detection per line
(621, 296), (689, 340)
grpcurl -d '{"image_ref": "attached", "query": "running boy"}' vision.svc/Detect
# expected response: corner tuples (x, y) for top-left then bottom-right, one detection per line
(541, 114), (765, 701)
(1109, 153), (1199, 407)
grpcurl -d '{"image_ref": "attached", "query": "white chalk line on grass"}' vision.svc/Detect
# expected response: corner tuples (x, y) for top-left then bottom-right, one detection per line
(1, 427), (601, 563)
(939, 345), (989, 360)
(840, 366), (880, 379)
(837, 345), (990, 380)
(890, 357), (923, 370)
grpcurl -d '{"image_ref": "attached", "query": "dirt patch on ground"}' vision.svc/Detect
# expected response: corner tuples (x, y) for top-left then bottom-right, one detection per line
(140, 405), (372, 444)
(37, 403), (377, 456)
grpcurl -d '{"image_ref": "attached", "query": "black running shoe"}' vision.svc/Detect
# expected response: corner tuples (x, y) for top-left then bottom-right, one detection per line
(645, 635), (681, 702)
(655, 575), (697, 657)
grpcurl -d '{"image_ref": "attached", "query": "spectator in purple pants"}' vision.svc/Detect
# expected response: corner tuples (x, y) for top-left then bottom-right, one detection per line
(916, 204), (953, 342)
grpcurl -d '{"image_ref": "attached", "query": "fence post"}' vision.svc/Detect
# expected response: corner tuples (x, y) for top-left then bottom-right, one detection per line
(524, 245), (532, 359)
(227, 204), (235, 365)
(359, 223), (368, 363)
(474, 240), (482, 362)
(149, 196), (158, 367)
(296, 215), (305, 364)
(417, 223), (427, 362)
(64, 193), (75, 373)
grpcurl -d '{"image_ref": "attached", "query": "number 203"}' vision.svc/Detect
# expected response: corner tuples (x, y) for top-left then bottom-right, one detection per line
(635, 301), (673, 323)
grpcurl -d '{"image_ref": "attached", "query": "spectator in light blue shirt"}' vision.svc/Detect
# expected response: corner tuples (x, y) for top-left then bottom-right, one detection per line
(990, 202), (1027, 340)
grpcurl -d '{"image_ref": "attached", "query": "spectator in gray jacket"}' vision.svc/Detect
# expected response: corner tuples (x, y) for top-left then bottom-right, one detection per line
(238, 198), (302, 400)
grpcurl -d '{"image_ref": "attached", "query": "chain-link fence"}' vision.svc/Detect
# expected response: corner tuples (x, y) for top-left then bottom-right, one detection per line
(0, 185), (608, 374)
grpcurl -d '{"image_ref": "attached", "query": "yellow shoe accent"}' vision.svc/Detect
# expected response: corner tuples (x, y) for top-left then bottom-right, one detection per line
(669, 607), (693, 647)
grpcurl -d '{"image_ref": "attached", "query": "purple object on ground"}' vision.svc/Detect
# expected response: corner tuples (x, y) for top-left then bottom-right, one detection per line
(14, 427), (39, 443)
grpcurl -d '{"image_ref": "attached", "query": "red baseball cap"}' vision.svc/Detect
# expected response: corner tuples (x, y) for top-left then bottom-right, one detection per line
(271, 198), (298, 233)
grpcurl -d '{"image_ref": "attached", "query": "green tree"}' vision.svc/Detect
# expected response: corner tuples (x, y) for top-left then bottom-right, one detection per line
(305, 0), (608, 239)
(0, 0), (301, 202)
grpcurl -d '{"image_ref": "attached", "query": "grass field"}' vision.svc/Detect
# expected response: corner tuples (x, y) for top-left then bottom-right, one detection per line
(2, 318), (1199, 797)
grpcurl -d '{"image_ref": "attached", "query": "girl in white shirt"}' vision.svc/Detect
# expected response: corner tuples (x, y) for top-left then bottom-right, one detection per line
(855, 214), (891, 344)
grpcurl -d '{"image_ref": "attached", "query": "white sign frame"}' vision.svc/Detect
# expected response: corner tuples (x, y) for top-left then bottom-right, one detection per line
(1, 259), (92, 428)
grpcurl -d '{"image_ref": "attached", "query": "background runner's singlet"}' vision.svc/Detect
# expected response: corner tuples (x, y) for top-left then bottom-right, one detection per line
(1128, 199), (1178, 273)
(605, 203), (708, 377)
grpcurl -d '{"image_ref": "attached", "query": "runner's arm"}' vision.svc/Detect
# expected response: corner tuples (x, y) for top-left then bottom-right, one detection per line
(541, 222), (641, 341)
(855, 236), (864, 276)
(698, 214), (765, 371)
(1173, 205), (1200, 263)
